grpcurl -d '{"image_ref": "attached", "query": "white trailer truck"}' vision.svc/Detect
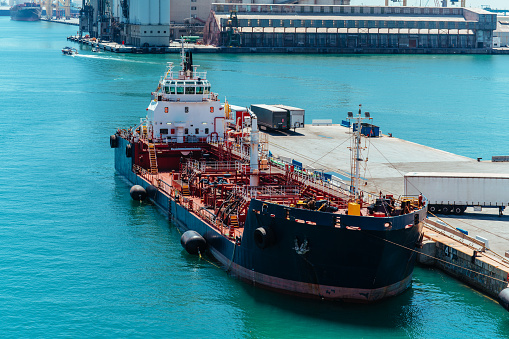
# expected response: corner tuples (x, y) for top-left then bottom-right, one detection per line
(404, 172), (509, 215)
(273, 105), (305, 129)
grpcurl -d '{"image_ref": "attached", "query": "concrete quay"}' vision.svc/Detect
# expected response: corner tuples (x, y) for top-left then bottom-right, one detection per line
(262, 124), (509, 299)
(420, 220), (509, 299)
(64, 35), (509, 55)
(41, 18), (79, 26)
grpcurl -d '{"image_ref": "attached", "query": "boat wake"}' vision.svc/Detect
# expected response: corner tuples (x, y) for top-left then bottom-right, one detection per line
(74, 54), (159, 64)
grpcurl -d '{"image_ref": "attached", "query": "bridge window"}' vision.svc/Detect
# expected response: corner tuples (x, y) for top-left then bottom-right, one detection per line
(204, 86), (211, 94)
(170, 87), (176, 94)
(164, 86), (170, 94)
(160, 128), (168, 135)
(196, 86), (204, 94)
(185, 86), (195, 94)
(176, 81), (184, 94)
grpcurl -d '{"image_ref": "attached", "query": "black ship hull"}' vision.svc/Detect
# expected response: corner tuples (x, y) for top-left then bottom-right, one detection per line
(10, 4), (41, 21)
(114, 137), (425, 302)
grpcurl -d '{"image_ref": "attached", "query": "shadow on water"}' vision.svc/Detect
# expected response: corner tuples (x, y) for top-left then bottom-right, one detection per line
(236, 279), (419, 330)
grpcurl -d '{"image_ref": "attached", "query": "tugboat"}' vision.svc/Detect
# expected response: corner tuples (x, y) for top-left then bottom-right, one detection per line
(10, 2), (41, 21)
(111, 48), (427, 302)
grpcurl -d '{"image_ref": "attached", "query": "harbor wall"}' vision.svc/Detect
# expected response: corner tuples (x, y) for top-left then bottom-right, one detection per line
(418, 224), (509, 299)
(67, 36), (509, 54)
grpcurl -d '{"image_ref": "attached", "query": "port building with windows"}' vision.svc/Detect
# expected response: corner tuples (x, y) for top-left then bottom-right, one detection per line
(203, 3), (497, 52)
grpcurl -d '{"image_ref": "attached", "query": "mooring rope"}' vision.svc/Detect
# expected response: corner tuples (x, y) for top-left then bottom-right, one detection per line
(361, 229), (509, 285)
(198, 249), (222, 270)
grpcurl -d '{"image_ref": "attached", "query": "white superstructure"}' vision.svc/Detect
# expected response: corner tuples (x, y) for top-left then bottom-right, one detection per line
(145, 48), (226, 143)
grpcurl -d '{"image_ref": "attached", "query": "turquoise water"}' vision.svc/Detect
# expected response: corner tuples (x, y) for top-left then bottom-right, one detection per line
(0, 18), (508, 337)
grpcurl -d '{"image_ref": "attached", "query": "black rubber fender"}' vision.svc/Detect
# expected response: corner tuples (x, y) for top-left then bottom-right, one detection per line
(181, 230), (207, 255)
(110, 134), (118, 148)
(428, 205), (437, 213)
(254, 226), (275, 249)
(126, 143), (132, 158)
(130, 185), (147, 201)
(146, 184), (157, 199)
(499, 288), (509, 312)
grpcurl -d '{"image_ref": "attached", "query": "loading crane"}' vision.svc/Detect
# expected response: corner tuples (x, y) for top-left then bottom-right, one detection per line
(33, 0), (71, 20)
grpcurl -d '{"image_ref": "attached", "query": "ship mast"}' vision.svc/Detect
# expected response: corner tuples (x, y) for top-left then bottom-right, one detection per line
(348, 105), (370, 201)
(248, 109), (259, 187)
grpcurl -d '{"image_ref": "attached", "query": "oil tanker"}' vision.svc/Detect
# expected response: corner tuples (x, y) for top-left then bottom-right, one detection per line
(111, 49), (427, 302)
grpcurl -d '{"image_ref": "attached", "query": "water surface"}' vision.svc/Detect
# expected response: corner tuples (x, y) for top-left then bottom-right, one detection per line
(0, 17), (508, 338)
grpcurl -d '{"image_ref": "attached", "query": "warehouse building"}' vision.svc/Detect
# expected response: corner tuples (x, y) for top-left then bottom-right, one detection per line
(80, 0), (171, 47)
(494, 18), (509, 48)
(169, 0), (350, 41)
(203, 3), (497, 52)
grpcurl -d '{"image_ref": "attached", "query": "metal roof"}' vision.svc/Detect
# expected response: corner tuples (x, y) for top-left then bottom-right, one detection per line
(239, 27), (474, 35)
(215, 13), (471, 23)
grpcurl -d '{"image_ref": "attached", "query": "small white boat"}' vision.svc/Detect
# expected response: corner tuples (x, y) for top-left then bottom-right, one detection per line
(62, 47), (78, 55)
(92, 46), (100, 53)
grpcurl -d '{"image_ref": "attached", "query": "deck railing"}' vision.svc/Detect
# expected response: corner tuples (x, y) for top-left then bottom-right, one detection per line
(185, 159), (241, 172)
(232, 185), (300, 203)
(133, 164), (232, 236)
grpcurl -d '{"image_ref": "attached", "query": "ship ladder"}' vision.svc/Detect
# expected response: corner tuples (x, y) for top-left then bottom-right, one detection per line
(148, 143), (158, 174)
(182, 184), (190, 197)
(230, 215), (239, 228)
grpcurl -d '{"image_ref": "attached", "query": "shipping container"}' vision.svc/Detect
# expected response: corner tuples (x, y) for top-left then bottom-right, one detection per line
(404, 172), (509, 215)
(250, 104), (288, 130)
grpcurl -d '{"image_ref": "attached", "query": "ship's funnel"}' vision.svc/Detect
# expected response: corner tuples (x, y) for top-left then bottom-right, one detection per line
(185, 51), (193, 73)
